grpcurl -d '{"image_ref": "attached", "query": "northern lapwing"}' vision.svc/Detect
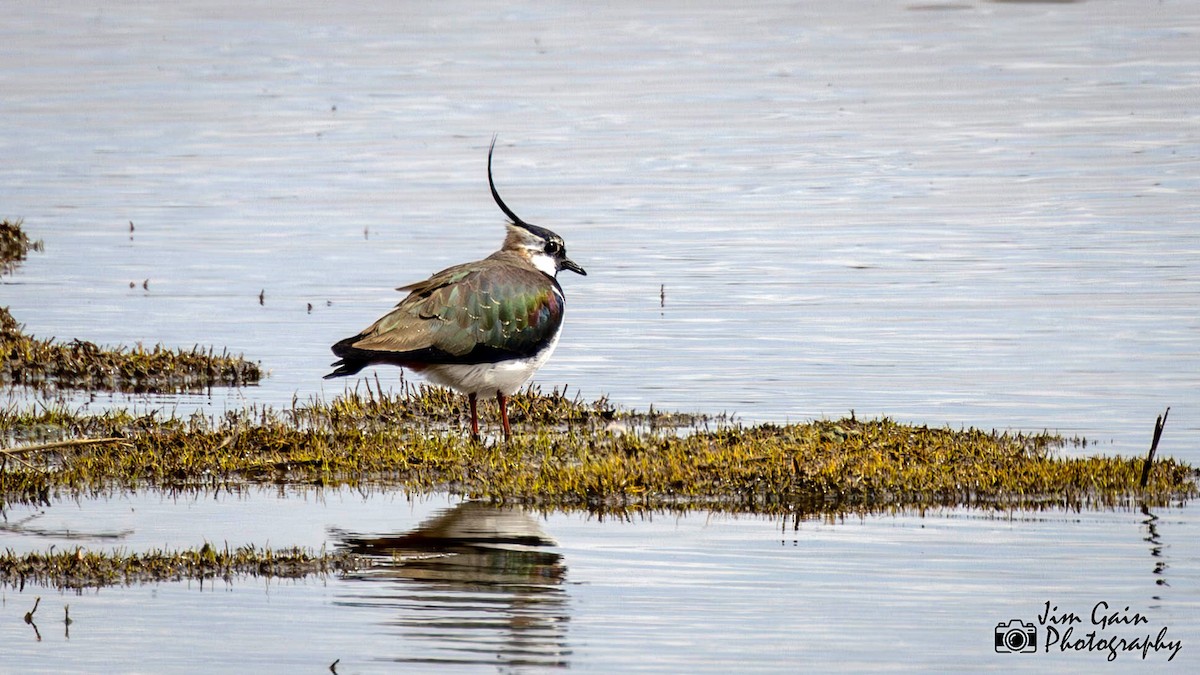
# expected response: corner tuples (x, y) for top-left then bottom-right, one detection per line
(324, 139), (586, 441)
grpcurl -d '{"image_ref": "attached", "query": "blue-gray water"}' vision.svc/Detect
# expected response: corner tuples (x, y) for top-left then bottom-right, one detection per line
(2, 0), (1199, 671)
(0, 490), (1195, 672)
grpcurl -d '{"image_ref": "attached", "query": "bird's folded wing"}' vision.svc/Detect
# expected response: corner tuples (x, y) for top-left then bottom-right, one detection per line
(350, 261), (564, 360)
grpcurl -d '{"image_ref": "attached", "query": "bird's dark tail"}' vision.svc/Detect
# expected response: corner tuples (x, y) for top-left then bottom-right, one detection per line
(323, 360), (367, 379)
(323, 336), (370, 379)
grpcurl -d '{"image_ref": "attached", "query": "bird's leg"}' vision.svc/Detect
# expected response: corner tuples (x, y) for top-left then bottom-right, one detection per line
(468, 393), (480, 442)
(497, 392), (512, 442)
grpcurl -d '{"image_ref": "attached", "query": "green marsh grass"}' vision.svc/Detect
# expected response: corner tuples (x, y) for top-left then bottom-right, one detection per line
(2, 387), (1193, 515)
(2, 388), (1194, 588)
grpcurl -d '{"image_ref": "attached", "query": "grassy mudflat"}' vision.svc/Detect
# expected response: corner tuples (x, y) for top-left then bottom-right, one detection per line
(2, 386), (1193, 515)
(4, 387), (1193, 588)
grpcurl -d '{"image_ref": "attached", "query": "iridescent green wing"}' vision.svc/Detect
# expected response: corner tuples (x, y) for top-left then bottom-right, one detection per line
(351, 259), (563, 360)
(456, 264), (564, 358)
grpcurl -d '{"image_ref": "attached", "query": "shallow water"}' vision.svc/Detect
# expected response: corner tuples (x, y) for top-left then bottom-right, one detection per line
(3, 0), (1200, 670)
(2, 490), (1197, 672)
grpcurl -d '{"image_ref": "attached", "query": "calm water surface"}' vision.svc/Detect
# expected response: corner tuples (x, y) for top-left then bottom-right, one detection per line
(1, 490), (1197, 672)
(2, 0), (1199, 670)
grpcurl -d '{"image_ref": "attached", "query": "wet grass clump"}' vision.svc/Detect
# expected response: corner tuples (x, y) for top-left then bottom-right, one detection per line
(2, 219), (262, 392)
(1, 219), (42, 274)
(1, 390), (1193, 516)
(0, 543), (370, 590)
(1, 306), (263, 392)
(293, 379), (707, 433)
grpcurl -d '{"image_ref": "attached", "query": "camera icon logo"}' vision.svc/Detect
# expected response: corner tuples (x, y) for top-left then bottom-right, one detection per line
(995, 619), (1038, 653)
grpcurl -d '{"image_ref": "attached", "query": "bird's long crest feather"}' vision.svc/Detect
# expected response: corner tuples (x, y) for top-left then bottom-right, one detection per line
(488, 136), (529, 227)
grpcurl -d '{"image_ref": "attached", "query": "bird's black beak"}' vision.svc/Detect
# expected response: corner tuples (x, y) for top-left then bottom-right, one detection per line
(560, 257), (587, 276)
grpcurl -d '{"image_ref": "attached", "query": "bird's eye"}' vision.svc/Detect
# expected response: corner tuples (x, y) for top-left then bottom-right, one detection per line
(544, 240), (562, 255)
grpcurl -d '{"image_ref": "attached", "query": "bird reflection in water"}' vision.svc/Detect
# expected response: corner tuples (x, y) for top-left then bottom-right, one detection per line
(332, 501), (570, 668)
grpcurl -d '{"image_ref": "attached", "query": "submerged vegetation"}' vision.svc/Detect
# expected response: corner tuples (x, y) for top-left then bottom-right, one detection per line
(0, 543), (369, 590)
(0, 220), (262, 392)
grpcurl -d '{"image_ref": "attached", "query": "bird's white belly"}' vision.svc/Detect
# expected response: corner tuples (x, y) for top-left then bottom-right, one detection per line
(422, 331), (561, 397)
